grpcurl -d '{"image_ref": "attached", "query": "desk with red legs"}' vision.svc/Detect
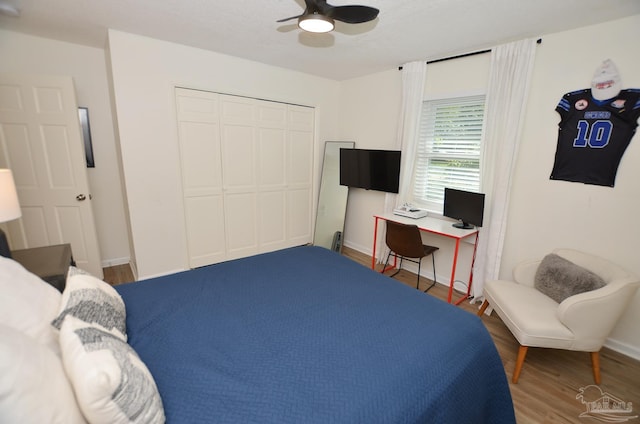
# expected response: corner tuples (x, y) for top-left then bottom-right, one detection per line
(372, 213), (479, 305)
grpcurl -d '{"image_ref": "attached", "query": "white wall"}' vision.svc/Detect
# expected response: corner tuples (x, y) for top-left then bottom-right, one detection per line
(339, 69), (402, 254)
(340, 15), (640, 358)
(502, 15), (640, 357)
(0, 30), (130, 266)
(107, 30), (343, 279)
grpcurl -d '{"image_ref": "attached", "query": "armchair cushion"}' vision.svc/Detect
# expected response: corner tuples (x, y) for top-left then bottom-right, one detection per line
(534, 253), (606, 303)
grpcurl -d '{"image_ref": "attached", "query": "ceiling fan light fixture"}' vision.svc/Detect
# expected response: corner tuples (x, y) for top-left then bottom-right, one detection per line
(298, 13), (335, 33)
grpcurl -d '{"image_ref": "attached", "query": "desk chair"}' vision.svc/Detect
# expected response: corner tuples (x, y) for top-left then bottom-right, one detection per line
(382, 220), (439, 292)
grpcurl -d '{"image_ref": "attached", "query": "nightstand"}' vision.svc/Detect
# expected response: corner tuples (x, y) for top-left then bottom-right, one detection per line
(11, 244), (74, 292)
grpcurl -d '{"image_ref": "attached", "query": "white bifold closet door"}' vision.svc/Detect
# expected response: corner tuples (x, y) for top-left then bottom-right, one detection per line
(175, 88), (314, 268)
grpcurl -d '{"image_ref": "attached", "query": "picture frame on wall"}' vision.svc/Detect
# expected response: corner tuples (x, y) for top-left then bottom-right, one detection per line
(78, 107), (95, 168)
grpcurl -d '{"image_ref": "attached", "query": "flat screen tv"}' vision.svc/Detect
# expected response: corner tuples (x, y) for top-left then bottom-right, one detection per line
(339, 149), (401, 194)
(443, 188), (485, 229)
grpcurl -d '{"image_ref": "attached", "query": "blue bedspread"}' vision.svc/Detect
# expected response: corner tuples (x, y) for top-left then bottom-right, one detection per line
(116, 246), (514, 423)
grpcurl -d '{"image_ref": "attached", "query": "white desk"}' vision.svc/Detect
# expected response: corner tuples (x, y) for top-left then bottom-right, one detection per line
(372, 213), (479, 305)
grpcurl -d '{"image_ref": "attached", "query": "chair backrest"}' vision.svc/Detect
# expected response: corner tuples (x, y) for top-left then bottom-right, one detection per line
(385, 221), (425, 258)
(552, 249), (640, 350)
(553, 248), (635, 284)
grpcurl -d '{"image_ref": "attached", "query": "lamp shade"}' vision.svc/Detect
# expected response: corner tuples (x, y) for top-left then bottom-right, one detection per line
(0, 169), (21, 223)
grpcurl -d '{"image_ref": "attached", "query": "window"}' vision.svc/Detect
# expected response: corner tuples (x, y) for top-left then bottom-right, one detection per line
(411, 95), (485, 212)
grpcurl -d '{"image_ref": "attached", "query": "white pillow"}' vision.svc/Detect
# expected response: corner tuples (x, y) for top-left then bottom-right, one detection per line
(0, 255), (61, 354)
(67, 265), (93, 278)
(0, 324), (87, 424)
(59, 316), (165, 424)
(52, 273), (127, 341)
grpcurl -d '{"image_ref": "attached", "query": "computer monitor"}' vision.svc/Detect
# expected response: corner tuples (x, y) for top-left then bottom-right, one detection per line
(443, 188), (485, 229)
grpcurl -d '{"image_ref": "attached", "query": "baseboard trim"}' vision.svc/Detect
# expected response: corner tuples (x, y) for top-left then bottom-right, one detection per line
(604, 338), (640, 361)
(101, 257), (130, 268)
(343, 241), (372, 256)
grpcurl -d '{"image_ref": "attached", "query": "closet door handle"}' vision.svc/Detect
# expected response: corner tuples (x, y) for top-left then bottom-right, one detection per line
(76, 194), (86, 201)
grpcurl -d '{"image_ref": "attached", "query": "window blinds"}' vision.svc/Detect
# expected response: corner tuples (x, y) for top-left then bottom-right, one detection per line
(412, 95), (485, 210)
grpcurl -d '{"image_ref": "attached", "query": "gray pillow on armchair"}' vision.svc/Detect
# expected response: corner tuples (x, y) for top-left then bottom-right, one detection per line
(534, 253), (606, 303)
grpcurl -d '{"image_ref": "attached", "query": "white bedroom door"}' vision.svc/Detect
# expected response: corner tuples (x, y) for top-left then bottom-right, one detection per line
(0, 73), (103, 278)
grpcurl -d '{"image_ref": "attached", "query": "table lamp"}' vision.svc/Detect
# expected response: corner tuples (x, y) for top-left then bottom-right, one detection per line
(0, 169), (22, 258)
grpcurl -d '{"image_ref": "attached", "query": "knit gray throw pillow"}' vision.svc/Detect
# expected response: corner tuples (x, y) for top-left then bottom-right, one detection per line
(534, 253), (606, 303)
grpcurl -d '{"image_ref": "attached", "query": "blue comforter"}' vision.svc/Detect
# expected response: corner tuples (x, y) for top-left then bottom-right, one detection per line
(116, 246), (514, 423)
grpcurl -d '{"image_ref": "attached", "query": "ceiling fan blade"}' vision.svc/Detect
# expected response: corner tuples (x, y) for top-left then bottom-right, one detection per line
(278, 0), (323, 23)
(307, 0), (332, 13)
(328, 5), (379, 24)
(277, 14), (304, 23)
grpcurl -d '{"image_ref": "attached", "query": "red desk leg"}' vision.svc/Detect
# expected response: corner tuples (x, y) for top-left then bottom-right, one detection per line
(464, 232), (479, 300)
(447, 239), (461, 303)
(452, 232), (479, 306)
(371, 216), (379, 270)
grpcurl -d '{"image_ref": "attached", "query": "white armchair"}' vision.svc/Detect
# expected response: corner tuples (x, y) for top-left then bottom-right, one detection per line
(477, 248), (639, 384)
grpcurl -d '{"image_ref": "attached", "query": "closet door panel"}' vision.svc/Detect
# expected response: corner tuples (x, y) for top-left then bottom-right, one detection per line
(286, 105), (314, 246)
(176, 90), (219, 122)
(221, 124), (256, 190)
(224, 191), (258, 259)
(184, 195), (226, 267)
(176, 89), (224, 268)
(220, 95), (255, 124)
(257, 100), (287, 129)
(287, 105), (314, 187)
(288, 130), (313, 186)
(179, 121), (222, 197)
(259, 190), (287, 252)
(288, 105), (315, 132)
(258, 127), (286, 188)
(287, 188), (312, 244)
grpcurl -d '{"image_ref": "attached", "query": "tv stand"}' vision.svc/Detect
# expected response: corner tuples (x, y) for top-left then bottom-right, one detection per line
(452, 222), (474, 229)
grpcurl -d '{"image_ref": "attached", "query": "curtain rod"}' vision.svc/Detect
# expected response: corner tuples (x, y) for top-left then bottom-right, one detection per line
(398, 38), (542, 70)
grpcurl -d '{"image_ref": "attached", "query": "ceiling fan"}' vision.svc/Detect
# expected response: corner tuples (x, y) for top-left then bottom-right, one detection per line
(277, 0), (379, 33)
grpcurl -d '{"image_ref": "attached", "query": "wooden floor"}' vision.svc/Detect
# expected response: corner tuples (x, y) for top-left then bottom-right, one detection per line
(103, 247), (640, 423)
(102, 263), (135, 286)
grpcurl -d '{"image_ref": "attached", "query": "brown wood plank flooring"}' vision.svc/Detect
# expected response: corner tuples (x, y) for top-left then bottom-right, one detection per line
(102, 263), (134, 286)
(103, 247), (640, 423)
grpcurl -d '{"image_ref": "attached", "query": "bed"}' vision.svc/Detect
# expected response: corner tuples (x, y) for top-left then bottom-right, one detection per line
(0, 245), (514, 423)
(114, 246), (515, 423)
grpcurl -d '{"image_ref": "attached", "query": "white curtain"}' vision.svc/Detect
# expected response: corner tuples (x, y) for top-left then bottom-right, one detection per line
(472, 39), (537, 300)
(376, 61), (427, 264)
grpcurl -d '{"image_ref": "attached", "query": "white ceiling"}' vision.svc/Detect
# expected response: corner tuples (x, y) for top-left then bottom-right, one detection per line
(1, 0), (639, 81)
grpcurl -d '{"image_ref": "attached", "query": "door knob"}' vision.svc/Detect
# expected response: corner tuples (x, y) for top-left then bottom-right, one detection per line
(76, 194), (86, 201)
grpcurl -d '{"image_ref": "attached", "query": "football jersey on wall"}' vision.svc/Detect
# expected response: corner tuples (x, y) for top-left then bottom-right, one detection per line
(551, 88), (640, 187)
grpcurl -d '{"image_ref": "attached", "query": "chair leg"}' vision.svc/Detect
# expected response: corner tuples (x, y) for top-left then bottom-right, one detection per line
(424, 253), (436, 292)
(513, 345), (528, 383)
(416, 258), (421, 289)
(383, 252), (403, 278)
(477, 299), (490, 316)
(391, 257), (403, 278)
(591, 352), (601, 385)
(382, 251), (392, 274)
